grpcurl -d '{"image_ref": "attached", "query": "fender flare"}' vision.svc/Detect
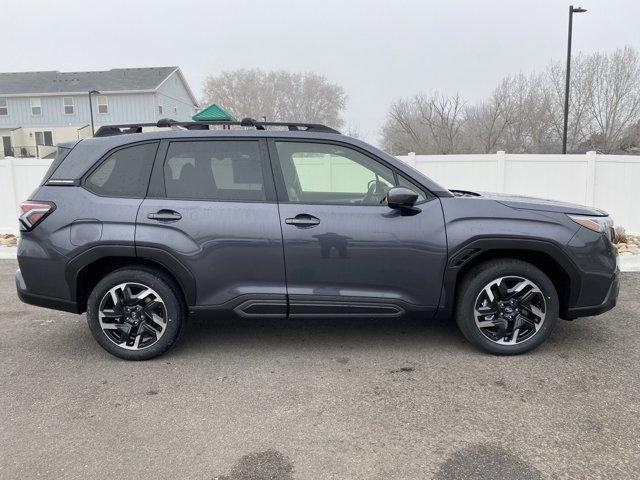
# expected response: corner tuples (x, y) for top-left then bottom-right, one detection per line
(65, 244), (197, 306)
(438, 236), (581, 316)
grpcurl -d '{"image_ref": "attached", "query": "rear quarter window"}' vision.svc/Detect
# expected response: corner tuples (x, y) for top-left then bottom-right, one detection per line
(41, 146), (72, 185)
(85, 142), (158, 197)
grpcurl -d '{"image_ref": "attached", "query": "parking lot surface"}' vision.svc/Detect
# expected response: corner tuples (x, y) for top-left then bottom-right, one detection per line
(1, 259), (639, 479)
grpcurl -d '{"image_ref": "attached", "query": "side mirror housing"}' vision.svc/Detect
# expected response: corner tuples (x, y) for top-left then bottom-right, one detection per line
(387, 187), (421, 214)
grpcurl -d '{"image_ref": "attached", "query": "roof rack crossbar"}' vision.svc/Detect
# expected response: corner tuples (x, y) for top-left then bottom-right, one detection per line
(94, 117), (340, 137)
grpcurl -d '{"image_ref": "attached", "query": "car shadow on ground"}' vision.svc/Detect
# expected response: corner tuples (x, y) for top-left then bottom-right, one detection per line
(160, 310), (611, 359)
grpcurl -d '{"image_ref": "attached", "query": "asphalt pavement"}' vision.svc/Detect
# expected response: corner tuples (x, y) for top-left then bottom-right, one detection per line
(1, 259), (638, 479)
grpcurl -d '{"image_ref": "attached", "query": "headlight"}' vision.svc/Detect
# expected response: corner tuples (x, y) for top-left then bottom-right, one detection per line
(568, 214), (613, 235)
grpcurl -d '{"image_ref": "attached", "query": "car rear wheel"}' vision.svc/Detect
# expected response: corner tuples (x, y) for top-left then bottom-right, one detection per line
(455, 259), (559, 355)
(86, 268), (184, 360)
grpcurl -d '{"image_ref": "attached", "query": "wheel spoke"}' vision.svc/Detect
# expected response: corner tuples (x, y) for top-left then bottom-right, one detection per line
(135, 288), (154, 302)
(483, 285), (495, 302)
(496, 279), (509, 299)
(100, 308), (121, 319)
(509, 328), (520, 344)
(116, 323), (133, 345)
(140, 321), (159, 337)
(100, 322), (120, 330)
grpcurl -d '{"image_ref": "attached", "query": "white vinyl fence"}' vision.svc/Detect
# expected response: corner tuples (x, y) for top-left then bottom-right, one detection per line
(0, 152), (639, 234)
(0, 157), (52, 234)
(399, 151), (640, 233)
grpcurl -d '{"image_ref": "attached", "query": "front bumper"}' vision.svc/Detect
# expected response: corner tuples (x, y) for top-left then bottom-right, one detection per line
(15, 269), (80, 314)
(563, 268), (619, 319)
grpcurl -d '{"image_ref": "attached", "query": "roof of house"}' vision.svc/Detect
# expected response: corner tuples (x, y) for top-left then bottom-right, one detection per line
(192, 103), (236, 122)
(0, 66), (191, 97)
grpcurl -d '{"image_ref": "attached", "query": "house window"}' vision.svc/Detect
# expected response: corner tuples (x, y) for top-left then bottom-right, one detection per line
(31, 98), (42, 116)
(0, 98), (7, 116)
(158, 98), (163, 115)
(35, 131), (53, 146)
(97, 95), (108, 114)
(63, 97), (75, 115)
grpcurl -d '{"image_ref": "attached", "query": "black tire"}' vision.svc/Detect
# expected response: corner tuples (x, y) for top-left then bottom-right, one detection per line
(86, 267), (184, 360)
(455, 259), (559, 355)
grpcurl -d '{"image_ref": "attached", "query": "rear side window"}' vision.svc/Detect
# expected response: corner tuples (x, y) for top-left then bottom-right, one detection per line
(164, 140), (266, 201)
(85, 142), (158, 197)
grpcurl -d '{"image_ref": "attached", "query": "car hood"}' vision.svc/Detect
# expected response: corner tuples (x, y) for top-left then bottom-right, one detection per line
(449, 190), (608, 216)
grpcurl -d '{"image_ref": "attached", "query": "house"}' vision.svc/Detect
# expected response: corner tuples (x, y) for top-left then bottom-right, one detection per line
(0, 67), (198, 158)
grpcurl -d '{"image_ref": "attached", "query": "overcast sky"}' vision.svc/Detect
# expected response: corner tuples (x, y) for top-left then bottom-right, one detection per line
(4, 0), (640, 144)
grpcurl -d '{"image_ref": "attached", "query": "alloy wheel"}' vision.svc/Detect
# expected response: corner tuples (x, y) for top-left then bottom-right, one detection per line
(473, 276), (546, 345)
(98, 282), (167, 350)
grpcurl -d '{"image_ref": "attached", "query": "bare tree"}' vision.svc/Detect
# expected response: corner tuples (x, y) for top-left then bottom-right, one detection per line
(584, 47), (640, 152)
(381, 93), (466, 154)
(201, 69), (347, 129)
(381, 46), (640, 155)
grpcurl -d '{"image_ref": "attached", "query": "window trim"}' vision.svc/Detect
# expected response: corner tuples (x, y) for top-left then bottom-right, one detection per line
(96, 95), (108, 114)
(63, 97), (75, 115)
(146, 137), (277, 203)
(30, 97), (42, 116)
(0, 97), (7, 116)
(81, 140), (160, 198)
(267, 138), (433, 206)
(157, 97), (163, 115)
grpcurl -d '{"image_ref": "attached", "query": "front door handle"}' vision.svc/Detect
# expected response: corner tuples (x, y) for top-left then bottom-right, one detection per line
(285, 214), (320, 228)
(147, 209), (182, 222)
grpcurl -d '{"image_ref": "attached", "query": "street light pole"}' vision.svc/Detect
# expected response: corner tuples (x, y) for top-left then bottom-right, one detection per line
(562, 5), (587, 154)
(88, 90), (100, 136)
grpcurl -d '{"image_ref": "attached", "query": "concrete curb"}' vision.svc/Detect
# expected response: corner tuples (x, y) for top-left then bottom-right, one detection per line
(620, 254), (640, 272)
(0, 247), (17, 260)
(1, 247), (639, 271)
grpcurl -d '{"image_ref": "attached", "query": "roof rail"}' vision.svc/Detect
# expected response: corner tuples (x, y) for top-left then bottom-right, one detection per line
(94, 117), (340, 137)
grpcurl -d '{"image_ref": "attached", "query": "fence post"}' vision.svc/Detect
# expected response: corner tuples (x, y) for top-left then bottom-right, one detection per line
(496, 151), (507, 193)
(406, 151), (417, 168)
(585, 151), (596, 206)
(4, 157), (19, 234)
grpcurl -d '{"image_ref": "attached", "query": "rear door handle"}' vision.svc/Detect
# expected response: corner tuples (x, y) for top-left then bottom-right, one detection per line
(147, 209), (182, 222)
(285, 214), (320, 228)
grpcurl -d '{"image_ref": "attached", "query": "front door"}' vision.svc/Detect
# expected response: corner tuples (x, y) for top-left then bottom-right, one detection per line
(2, 136), (11, 157)
(136, 138), (287, 316)
(270, 140), (447, 318)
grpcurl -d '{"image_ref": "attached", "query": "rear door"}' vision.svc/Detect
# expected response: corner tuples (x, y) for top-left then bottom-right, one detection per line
(269, 139), (447, 318)
(136, 138), (287, 315)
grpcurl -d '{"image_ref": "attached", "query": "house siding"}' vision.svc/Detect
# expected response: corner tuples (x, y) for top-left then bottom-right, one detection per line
(155, 71), (197, 121)
(0, 92), (156, 128)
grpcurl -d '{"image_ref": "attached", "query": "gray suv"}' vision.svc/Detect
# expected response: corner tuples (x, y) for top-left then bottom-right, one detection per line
(15, 118), (619, 360)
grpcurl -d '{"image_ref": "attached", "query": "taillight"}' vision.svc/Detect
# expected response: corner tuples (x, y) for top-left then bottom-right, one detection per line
(19, 201), (55, 231)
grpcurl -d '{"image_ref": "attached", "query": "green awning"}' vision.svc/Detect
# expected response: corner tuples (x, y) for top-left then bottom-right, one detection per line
(192, 103), (236, 122)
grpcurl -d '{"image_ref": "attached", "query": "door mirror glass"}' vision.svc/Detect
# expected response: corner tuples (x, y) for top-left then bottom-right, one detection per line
(387, 187), (421, 214)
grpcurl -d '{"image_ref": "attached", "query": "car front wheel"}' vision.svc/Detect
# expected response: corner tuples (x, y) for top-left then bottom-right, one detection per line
(455, 259), (559, 355)
(86, 268), (184, 360)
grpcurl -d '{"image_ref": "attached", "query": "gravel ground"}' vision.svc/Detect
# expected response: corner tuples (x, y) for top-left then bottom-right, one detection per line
(1, 259), (639, 480)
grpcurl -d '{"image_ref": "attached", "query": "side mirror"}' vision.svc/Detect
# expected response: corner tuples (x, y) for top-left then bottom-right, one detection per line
(387, 187), (421, 214)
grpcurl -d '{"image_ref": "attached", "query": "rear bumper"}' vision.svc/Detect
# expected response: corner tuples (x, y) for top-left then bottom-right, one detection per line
(15, 269), (80, 314)
(563, 268), (619, 319)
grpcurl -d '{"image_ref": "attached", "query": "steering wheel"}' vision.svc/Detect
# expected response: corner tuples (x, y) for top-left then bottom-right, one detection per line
(363, 180), (389, 204)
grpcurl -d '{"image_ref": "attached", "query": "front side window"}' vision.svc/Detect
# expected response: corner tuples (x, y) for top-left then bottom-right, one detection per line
(97, 95), (108, 114)
(275, 142), (397, 205)
(63, 97), (75, 115)
(85, 142), (158, 197)
(0, 98), (7, 115)
(164, 140), (266, 201)
(31, 98), (42, 116)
